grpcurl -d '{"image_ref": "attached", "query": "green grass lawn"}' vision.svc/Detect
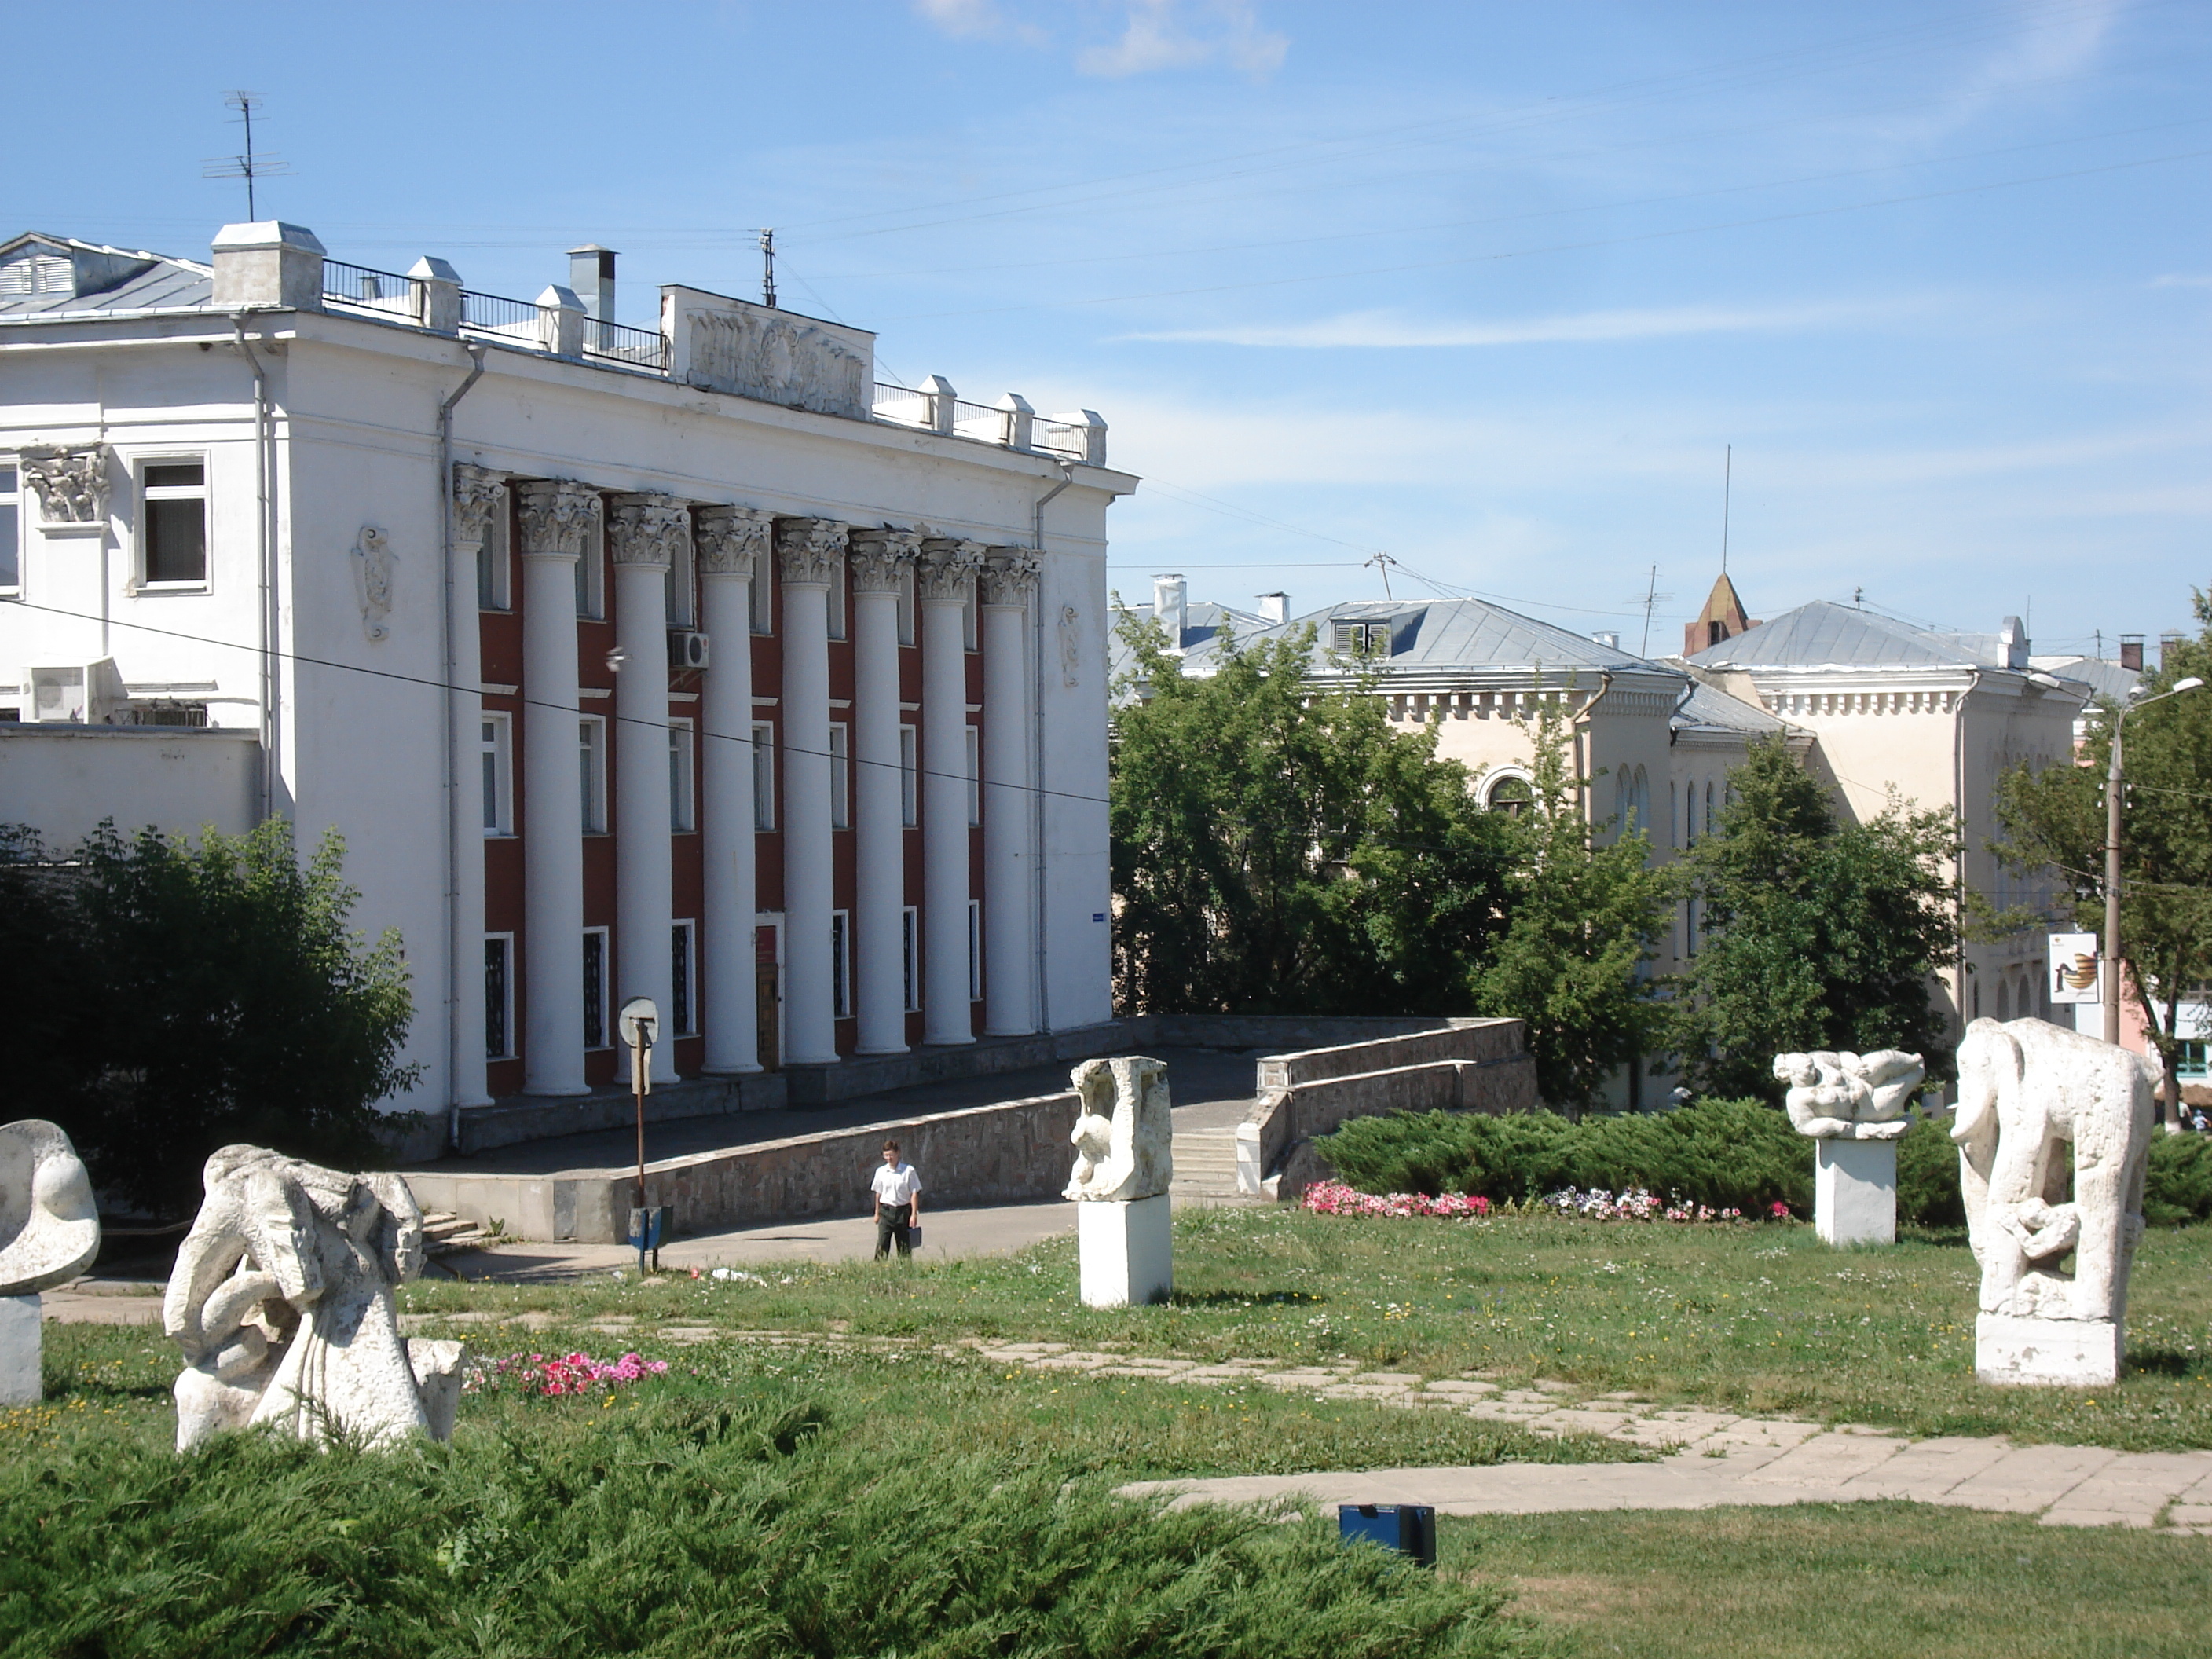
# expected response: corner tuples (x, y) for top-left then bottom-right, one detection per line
(401, 1207), (2212, 1451)
(1453, 1504), (2212, 1658)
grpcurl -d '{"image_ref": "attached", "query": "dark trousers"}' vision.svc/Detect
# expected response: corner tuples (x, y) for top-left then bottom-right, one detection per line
(875, 1203), (913, 1259)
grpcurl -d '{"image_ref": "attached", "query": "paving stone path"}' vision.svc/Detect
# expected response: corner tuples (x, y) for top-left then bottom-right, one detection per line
(61, 1291), (2212, 1536)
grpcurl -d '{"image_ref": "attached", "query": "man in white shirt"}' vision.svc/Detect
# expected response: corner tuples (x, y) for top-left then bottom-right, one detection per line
(871, 1140), (922, 1260)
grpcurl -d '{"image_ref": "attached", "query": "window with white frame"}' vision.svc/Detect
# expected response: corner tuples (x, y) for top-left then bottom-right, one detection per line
(752, 721), (776, 830)
(831, 910), (852, 1019)
(750, 568), (772, 634)
(579, 716), (609, 833)
(669, 719), (696, 832)
(967, 899), (981, 1002)
(899, 725), (918, 826)
(481, 713), (514, 836)
(0, 462), (20, 595)
(902, 905), (920, 1012)
(965, 725), (980, 826)
(671, 921), (696, 1036)
(141, 459), (207, 587)
(477, 496), (511, 610)
(573, 499), (605, 619)
(829, 723), (850, 829)
(583, 927), (610, 1049)
(896, 565), (916, 645)
(484, 935), (515, 1059)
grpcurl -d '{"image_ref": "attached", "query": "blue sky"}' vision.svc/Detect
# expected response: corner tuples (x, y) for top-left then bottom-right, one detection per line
(14, 0), (2210, 656)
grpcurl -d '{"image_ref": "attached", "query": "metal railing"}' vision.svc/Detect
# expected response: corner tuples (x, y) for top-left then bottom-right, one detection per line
(459, 288), (541, 339)
(872, 382), (929, 425)
(323, 260), (419, 320)
(581, 317), (668, 372)
(1030, 416), (1088, 460)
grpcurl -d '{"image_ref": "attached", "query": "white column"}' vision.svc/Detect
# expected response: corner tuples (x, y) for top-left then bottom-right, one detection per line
(848, 527), (920, 1055)
(609, 493), (684, 1084)
(777, 518), (845, 1068)
(696, 507), (771, 1075)
(515, 479), (597, 1097)
(447, 464), (501, 1108)
(979, 549), (1039, 1037)
(917, 537), (983, 1046)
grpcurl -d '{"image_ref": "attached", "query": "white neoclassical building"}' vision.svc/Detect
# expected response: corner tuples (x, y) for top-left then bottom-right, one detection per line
(0, 222), (1133, 1137)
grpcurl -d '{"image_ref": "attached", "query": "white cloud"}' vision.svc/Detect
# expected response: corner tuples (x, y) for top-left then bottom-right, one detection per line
(2152, 273), (2212, 289)
(910, 0), (1046, 45)
(1879, 0), (2123, 143)
(1124, 299), (1921, 350)
(1076, 2), (1288, 80)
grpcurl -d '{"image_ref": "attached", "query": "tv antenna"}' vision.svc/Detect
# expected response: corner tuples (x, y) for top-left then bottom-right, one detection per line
(1364, 551), (1397, 599)
(1633, 565), (1672, 657)
(201, 91), (290, 219)
(758, 229), (777, 309)
(1720, 444), (1732, 573)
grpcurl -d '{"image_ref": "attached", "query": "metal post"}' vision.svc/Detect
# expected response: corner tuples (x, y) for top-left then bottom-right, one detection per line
(2103, 729), (2123, 1048)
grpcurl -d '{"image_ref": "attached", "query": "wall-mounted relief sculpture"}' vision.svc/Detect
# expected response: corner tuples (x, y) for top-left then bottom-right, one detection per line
(352, 526), (394, 642)
(0, 1120), (102, 1407)
(1066, 1057), (1173, 1307)
(1774, 1049), (1925, 1246)
(1059, 603), (1082, 688)
(19, 444), (110, 526)
(163, 1146), (465, 1450)
(1952, 1016), (2159, 1386)
(663, 286), (875, 419)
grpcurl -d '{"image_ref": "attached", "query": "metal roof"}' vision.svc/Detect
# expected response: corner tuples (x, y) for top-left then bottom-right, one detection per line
(1672, 679), (1789, 736)
(0, 233), (211, 317)
(1180, 595), (1666, 677)
(2031, 654), (2141, 705)
(1687, 599), (1999, 671)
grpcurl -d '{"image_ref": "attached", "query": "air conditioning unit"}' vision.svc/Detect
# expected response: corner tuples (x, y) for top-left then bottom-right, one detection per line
(23, 657), (126, 723)
(668, 631), (710, 671)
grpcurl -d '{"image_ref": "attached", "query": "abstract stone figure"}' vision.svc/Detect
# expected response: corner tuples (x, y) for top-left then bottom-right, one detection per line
(163, 1146), (465, 1451)
(1953, 1017), (2158, 1386)
(1064, 1056), (1173, 1203)
(1773, 1049), (1925, 1140)
(0, 1120), (103, 1407)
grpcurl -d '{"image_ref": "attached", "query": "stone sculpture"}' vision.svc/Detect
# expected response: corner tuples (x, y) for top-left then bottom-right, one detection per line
(163, 1146), (465, 1451)
(1065, 1057), (1174, 1308)
(1773, 1049), (1925, 1140)
(1773, 1049), (1925, 1247)
(1953, 1016), (2157, 1386)
(0, 1120), (103, 1407)
(1064, 1056), (1173, 1203)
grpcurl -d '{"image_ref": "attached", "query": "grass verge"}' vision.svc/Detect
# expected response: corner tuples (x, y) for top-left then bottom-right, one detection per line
(1452, 1503), (2212, 1658)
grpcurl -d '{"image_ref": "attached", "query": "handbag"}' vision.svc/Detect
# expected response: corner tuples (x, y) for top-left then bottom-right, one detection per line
(906, 1224), (922, 1250)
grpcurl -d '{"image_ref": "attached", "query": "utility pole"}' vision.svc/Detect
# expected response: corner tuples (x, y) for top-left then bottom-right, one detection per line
(1364, 551), (1397, 599)
(758, 229), (778, 309)
(1720, 445), (1731, 573)
(1638, 564), (1663, 657)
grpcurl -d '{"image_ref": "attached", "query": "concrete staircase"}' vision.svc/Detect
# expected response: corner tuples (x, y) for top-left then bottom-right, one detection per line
(419, 1210), (496, 1254)
(1170, 1126), (1259, 1203)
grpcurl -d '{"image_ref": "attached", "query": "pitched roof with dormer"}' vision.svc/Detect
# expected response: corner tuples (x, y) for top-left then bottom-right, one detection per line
(0, 233), (211, 318)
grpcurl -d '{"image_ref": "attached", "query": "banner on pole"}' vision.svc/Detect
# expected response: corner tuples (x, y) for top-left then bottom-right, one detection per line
(2048, 934), (2102, 1005)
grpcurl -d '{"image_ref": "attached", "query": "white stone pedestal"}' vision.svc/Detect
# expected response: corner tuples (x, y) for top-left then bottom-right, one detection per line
(1977, 1313), (2122, 1387)
(1815, 1138), (1896, 1246)
(1077, 1194), (1173, 1308)
(0, 1294), (40, 1406)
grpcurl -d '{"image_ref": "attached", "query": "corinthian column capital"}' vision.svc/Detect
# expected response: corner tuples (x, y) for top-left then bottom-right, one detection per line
(694, 505), (775, 579)
(608, 492), (690, 569)
(847, 526), (922, 595)
(514, 479), (600, 560)
(978, 548), (1041, 610)
(451, 463), (505, 548)
(775, 518), (848, 588)
(916, 536), (987, 604)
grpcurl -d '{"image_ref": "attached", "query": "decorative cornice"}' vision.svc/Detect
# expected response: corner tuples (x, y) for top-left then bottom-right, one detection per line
(513, 480), (600, 561)
(978, 548), (1041, 610)
(916, 537), (986, 604)
(775, 518), (848, 588)
(846, 527), (922, 595)
(1763, 687), (1964, 719)
(607, 492), (690, 569)
(19, 445), (108, 525)
(451, 463), (505, 548)
(694, 506), (774, 579)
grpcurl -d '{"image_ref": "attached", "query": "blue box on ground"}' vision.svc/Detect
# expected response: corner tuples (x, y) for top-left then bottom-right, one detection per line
(1338, 1503), (1436, 1569)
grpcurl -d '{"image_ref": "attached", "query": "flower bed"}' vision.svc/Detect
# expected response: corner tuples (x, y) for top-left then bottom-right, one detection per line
(467, 1350), (669, 1397)
(1304, 1178), (1779, 1225)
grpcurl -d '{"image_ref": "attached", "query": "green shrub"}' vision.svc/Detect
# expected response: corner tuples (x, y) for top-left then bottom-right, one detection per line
(1314, 1099), (1812, 1216)
(0, 1393), (1518, 1658)
(1895, 1117), (1966, 1229)
(2145, 1133), (2212, 1228)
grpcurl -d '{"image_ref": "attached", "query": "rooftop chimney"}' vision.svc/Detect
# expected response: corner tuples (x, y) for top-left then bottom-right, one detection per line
(1255, 591), (1288, 626)
(1591, 630), (1621, 650)
(1153, 573), (1188, 649)
(1998, 615), (2029, 670)
(211, 221), (326, 309)
(2120, 634), (2145, 672)
(568, 244), (616, 324)
(2160, 632), (2185, 668)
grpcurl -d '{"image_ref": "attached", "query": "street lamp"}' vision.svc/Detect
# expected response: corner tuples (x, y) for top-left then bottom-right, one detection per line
(2104, 675), (2206, 1046)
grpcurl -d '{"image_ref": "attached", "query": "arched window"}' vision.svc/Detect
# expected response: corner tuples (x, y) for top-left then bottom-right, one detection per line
(1632, 765), (1650, 835)
(1705, 781), (1715, 837)
(1485, 773), (1534, 818)
(1995, 978), (2012, 1023)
